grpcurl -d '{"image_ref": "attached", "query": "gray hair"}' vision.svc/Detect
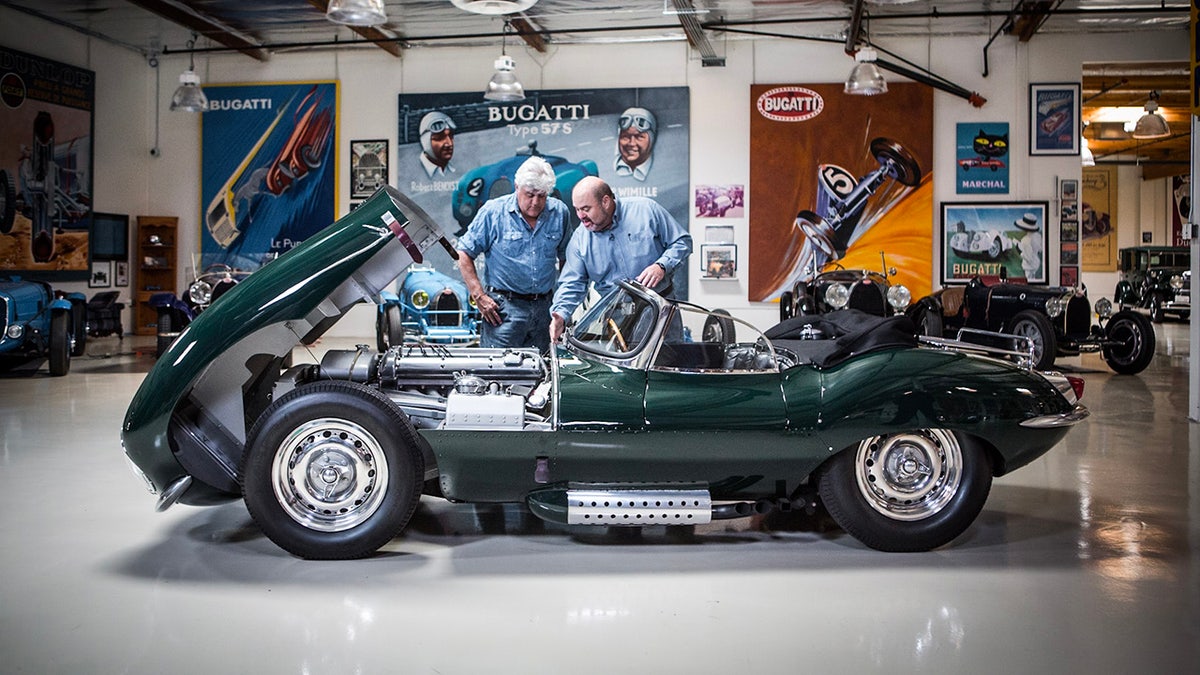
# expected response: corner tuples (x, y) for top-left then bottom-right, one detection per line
(514, 156), (556, 194)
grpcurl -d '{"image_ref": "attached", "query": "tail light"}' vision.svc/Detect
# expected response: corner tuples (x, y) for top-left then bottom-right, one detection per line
(1066, 375), (1085, 400)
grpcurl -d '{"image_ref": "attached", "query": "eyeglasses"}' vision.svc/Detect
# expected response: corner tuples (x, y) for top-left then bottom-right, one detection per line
(619, 114), (653, 132)
(424, 119), (454, 134)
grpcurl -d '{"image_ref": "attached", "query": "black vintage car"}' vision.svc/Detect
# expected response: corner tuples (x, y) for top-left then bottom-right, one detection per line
(1115, 246), (1190, 322)
(779, 260), (912, 322)
(907, 277), (1154, 374)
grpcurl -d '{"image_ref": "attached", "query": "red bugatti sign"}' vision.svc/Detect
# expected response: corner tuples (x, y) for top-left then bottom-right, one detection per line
(756, 86), (824, 122)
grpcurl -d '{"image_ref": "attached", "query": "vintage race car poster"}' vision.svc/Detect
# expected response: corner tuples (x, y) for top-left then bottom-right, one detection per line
(199, 81), (338, 271)
(1082, 165), (1118, 272)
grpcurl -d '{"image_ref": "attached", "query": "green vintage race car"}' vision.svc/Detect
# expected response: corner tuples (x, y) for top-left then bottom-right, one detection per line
(122, 186), (1088, 559)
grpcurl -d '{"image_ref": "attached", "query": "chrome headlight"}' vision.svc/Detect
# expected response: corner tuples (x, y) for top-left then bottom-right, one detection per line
(1044, 296), (1067, 318)
(886, 284), (911, 309)
(824, 283), (850, 309)
(6, 324), (24, 340)
(1170, 274), (1184, 290)
(411, 290), (430, 309)
(1094, 297), (1113, 319)
(188, 280), (213, 305)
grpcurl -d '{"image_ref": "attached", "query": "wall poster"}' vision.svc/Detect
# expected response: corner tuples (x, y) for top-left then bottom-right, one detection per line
(351, 139), (388, 199)
(955, 122), (1009, 194)
(1172, 174), (1190, 246)
(396, 86), (690, 297)
(200, 81), (338, 271)
(0, 45), (94, 279)
(1029, 82), (1080, 156)
(749, 83), (933, 303)
(940, 201), (1047, 284)
(1082, 165), (1118, 271)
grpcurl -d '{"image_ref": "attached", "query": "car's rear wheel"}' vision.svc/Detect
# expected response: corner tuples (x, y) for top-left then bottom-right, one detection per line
(779, 291), (794, 322)
(818, 429), (992, 552)
(908, 301), (943, 337)
(1150, 297), (1165, 323)
(702, 309), (736, 344)
(1007, 310), (1056, 370)
(241, 381), (424, 559)
(376, 304), (404, 351)
(48, 309), (70, 376)
(69, 297), (87, 356)
(155, 311), (179, 357)
(1102, 310), (1155, 375)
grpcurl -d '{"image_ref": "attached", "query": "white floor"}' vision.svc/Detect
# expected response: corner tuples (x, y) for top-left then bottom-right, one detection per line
(1, 325), (1198, 674)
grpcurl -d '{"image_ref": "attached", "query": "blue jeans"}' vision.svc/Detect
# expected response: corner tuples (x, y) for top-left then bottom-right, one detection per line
(482, 294), (552, 353)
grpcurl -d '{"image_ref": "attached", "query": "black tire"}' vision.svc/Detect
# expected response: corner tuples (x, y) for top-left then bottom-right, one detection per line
(0, 169), (14, 234)
(702, 309), (736, 344)
(909, 301), (943, 337)
(818, 430), (992, 552)
(1102, 310), (1155, 375)
(1007, 310), (1057, 370)
(779, 290), (794, 322)
(1150, 298), (1164, 323)
(240, 381), (425, 559)
(69, 298), (87, 356)
(48, 309), (70, 376)
(376, 304), (404, 352)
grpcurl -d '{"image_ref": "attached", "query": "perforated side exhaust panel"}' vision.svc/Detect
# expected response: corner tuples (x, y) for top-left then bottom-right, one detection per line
(567, 489), (712, 525)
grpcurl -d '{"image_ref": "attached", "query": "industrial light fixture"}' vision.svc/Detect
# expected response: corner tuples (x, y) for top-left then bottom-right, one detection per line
(170, 34), (208, 113)
(484, 19), (525, 102)
(1080, 136), (1095, 167)
(451, 0), (536, 14)
(326, 0), (387, 26)
(844, 46), (887, 96)
(1131, 90), (1171, 139)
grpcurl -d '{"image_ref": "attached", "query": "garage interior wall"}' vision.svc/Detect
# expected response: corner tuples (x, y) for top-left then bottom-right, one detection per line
(0, 8), (1187, 334)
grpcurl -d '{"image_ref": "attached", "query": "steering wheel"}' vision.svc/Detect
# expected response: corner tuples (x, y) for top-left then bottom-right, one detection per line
(605, 318), (629, 352)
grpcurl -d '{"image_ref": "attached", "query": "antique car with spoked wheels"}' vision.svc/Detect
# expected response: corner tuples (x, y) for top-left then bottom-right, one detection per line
(778, 257), (912, 322)
(1, 275), (85, 376)
(375, 265), (480, 350)
(1115, 245), (1190, 322)
(150, 263), (253, 356)
(122, 186), (1088, 560)
(907, 277), (1154, 374)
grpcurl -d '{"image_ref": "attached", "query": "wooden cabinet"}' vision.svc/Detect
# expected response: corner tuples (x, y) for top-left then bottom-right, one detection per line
(134, 216), (177, 335)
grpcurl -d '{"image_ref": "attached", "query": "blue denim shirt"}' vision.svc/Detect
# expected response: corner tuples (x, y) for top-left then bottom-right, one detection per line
(551, 196), (692, 319)
(456, 192), (570, 295)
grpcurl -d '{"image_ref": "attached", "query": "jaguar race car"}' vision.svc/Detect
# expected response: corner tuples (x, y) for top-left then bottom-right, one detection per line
(122, 186), (1088, 559)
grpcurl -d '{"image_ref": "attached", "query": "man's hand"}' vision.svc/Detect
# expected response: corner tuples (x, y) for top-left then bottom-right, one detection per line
(550, 313), (566, 343)
(635, 262), (666, 288)
(475, 293), (503, 326)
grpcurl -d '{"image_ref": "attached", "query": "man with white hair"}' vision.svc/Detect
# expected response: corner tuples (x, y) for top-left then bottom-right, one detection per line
(614, 106), (657, 181)
(457, 155), (570, 352)
(418, 110), (456, 178)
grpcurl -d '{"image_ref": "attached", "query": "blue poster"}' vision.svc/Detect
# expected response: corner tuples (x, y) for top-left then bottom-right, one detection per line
(955, 123), (1009, 194)
(200, 81), (338, 271)
(396, 86), (690, 298)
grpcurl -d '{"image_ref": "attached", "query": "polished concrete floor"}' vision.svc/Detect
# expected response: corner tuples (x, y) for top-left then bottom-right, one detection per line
(1, 324), (1198, 674)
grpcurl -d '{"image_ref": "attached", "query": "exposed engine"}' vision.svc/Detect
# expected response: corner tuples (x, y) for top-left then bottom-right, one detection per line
(287, 344), (552, 431)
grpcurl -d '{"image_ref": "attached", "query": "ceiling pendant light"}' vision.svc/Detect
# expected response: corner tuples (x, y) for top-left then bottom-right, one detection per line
(484, 19), (525, 102)
(1131, 90), (1170, 139)
(451, 0), (536, 15)
(326, 0), (387, 26)
(844, 46), (887, 96)
(1081, 135), (1095, 167)
(170, 34), (209, 113)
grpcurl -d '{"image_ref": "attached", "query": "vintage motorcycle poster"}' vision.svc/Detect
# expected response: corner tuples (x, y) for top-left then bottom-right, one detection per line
(396, 86), (690, 298)
(748, 83), (933, 303)
(0, 45), (94, 279)
(199, 81), (338, 272)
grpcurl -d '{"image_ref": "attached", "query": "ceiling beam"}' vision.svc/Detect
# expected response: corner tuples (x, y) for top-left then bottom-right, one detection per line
(305, 0), (403, 58)
(124, 0), (270, 61)
(509, 16), (547, 53)
(1008, 0), (1058, 42)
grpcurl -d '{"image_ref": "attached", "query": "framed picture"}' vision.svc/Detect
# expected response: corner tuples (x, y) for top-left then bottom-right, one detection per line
(114, 261), (129, 287)
(694, 184), (745, 218)
(701, 243), (737, 279)
(1029, 83), (1081, 155)
(1060, 266), (1079, 287)
(941, 201), (1048, 284)
(351, 139), (389, 199)
(1061, 241), (1078, 265)
(89, 260), (111, 288)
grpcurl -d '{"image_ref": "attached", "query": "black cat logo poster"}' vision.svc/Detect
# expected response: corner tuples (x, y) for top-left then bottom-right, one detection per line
(955, 123), (1009, 194)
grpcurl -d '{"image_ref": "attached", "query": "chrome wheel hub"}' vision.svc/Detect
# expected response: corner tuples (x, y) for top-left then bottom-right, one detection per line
(855, 430), (962, 521)
(271, 418), (389, 532)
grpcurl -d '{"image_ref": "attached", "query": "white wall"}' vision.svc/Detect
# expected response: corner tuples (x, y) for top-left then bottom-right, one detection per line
(0, 7), (1188, 335)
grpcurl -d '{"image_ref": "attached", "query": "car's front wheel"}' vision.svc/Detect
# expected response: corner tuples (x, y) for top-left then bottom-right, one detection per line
(702, 309), (736, 344)
(818, 429), (992, 552)
(376, 304), (404, 351)
(1101, 310), (1155, 375)
(1007, 310), (1057, 370)
(241, 381), (425, 559)
(48, 309), (71, 376)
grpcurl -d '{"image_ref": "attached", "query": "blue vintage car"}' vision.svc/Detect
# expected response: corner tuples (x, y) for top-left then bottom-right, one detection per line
(121, 186), (1088, 560)
(376, 265), (480, 348)
(0, 276), (85, 376)
(450, 140), (598, 235)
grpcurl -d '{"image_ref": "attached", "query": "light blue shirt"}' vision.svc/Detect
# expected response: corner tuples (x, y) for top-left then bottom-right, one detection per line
(551, 196), (692, 319)
(456, 192), (570, 295)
